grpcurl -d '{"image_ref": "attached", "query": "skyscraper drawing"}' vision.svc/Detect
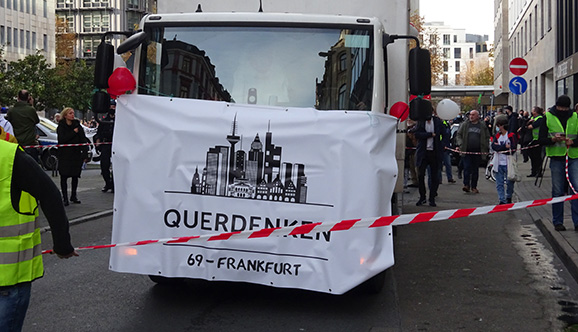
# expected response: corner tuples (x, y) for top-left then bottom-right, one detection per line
(191, 117), (312, 204)
(264, 122), (282, 184)
(226, 114), (241, 185)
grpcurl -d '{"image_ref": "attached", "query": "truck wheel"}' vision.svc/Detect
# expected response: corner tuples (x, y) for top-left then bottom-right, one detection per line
(148, 275), (184, 285)
(361, 270), (387, 294)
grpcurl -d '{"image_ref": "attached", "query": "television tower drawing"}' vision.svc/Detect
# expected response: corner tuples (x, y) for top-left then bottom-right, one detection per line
(226, 113), (241, 184)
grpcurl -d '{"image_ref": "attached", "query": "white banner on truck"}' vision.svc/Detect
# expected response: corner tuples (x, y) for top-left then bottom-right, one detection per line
(109, 95), (397, 294)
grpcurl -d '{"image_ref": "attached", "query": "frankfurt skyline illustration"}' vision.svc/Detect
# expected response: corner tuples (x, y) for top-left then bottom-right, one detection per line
(176, 115), (331, 207)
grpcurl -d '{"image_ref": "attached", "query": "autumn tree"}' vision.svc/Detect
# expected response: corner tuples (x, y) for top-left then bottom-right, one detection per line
(410, 11), (443, 86)
(459, 59), (494, 111)
(55, 15), (77, 63)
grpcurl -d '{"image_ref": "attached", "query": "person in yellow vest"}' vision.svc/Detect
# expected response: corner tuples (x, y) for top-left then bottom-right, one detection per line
(526, 106), (544, 177)
(538, 95), (578, 232)
(0, 139), (78, 331)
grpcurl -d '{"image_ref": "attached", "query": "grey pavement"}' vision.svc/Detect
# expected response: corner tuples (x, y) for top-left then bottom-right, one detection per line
(402, 153), (578, 285)
(37, 163), (114, 232)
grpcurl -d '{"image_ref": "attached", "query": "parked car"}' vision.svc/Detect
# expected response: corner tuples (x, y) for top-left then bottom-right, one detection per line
(36, 117), (98, 170)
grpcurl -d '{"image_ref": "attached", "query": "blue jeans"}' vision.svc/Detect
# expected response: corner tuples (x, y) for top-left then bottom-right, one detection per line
(438, 150), (453, 181)
(550, 158), (578, 226)
(0, 282), (32, 332)
(462, 154), (481, 189)
(495, 165), (514, 203)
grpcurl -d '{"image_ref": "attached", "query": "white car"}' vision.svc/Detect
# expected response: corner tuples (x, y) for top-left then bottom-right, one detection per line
(36, 117), (98, 170)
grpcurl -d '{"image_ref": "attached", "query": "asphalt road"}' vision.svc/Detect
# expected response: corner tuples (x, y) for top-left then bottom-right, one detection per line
(22, 167), (578, 331)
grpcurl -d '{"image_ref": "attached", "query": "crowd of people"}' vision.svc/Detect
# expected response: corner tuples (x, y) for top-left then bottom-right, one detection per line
(405, 95), (578, 233)
(0, 89), (115, 331)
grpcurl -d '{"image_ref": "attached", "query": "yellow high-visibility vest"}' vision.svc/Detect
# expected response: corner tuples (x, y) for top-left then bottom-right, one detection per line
(0, 140), (42, 286)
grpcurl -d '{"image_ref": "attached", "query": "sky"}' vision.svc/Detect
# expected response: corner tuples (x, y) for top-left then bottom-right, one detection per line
(419, 0), (494, 40)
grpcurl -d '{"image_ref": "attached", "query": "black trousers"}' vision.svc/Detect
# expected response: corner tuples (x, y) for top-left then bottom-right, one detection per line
(418, 150), (439, 200)
(527, 144), (544, 175)
(100, 144), (113, 187)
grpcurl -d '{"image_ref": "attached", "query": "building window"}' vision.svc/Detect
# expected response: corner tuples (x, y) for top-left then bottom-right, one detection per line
(43, 0), (47, 17)
(443, 74), (448, 86)
(338, 84), (347, 109)
(43, 34), (47, 51)
(25, 0), (29, 13)
(443, 47), (450, 58)
(0, 0), (3, 7)
(454, 48), (461, 59)
(82, 11), (110, 32)
(455, 61), (460, 72)
(443, 61), (448, 72)
(443, 34), (450, 45)
(20, 30), (24, 49)
(6, 0), (9, 9)
(455, 74), (460, 85)
(534, 5), (538, 44)
(126, 11), (141, 31)
(429, 34), (438, 45)
(63, 13), (74, 30)
(32, 31), (36, 50)
(7, 27), (11, 47)
(540, 0), (544, 37)
(469, 47), (473, 58)
(31, 0), (35, 14)
(13, 29), (17, 48)
(520, 27), (526, 55)
(19, 0), (23, 12)
(82, 36), (100, 57)
(127, 0), (139, 9)
(182, 56), (192, 74)
(26, 30), (30, 50)
(530, 13), (533, 49)
(13, 0), (16, 11)
(337, 53), (347, 71)
(547, 0), (551, 30)
(453, 35), (457, 43)
(83, 0), (109, 8)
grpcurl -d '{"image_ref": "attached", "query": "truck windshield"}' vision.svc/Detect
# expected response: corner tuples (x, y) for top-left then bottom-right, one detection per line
(139, 25), (373, 110)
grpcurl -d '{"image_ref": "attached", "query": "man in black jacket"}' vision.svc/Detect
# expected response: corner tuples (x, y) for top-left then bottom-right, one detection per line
(414, 113), (447, 207)
(0, 140), (78, 331)
(95, 101), (115, 192)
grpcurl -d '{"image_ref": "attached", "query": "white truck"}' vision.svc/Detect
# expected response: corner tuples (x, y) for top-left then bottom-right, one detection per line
(94, 0), (431, 294)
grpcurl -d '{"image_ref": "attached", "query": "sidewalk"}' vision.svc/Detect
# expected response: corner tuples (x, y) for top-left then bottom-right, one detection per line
(515, 156), (578, 282)
(36, 165), (114, 232)
(401, 154), (578, 285)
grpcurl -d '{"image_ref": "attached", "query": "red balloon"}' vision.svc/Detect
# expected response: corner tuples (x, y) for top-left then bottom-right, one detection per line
(107, 87), (124, 98)
(108, 67), (136, 95)
(390, 101), (409, 121)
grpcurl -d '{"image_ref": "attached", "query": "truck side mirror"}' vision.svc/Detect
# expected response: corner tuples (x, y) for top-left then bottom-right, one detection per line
(92, 91), (110, 114)
(409, 47), (432, 96)
(409, 97), (432, 121)
(94, 41), (115, 89)
(117, 31), (147, 54)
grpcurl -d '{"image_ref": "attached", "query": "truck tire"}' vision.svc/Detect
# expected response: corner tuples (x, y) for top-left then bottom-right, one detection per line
(148, 275), (184, 285)
(360, 270), (387, 294)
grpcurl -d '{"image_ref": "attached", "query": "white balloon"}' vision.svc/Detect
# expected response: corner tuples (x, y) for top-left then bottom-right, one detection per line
(437, 99), (460, 120)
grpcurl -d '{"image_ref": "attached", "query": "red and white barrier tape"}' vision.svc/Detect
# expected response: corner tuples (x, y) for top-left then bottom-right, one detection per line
(21, 142), (112, 149)
(42, 193), (578, 255)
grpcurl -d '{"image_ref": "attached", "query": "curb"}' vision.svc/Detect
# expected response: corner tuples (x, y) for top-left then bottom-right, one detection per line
(534, 217), (578, 284)
(40, 209), (113, 234)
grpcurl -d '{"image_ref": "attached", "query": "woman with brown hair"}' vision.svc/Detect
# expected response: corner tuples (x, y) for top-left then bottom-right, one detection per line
(57, 107), (89, 205)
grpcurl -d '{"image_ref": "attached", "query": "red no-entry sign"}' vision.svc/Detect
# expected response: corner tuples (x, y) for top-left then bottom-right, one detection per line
(509, 57), (528, 76)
